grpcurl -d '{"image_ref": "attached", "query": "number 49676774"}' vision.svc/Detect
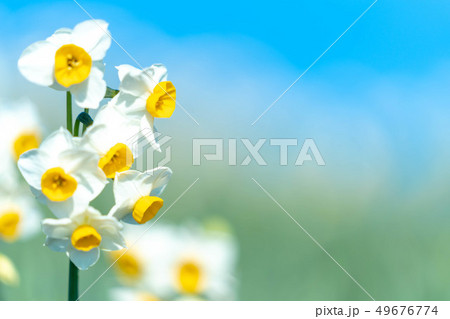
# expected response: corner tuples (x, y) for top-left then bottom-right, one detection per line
(375, 306), (438, 316)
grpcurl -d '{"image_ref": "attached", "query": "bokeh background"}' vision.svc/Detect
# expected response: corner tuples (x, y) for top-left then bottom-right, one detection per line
(1, 0), (450, 300)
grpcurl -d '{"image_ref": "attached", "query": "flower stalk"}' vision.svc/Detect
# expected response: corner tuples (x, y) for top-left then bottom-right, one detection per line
(68, 261), (79, 301)
(66, 91), (73, 134)
(67, 91), (78, 301)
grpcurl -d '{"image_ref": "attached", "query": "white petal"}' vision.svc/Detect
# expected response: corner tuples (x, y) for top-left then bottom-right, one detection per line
(147, 167), (172, 197)
(100, 235), (125, 251)
(46, 28), (72, 47)
(142, 64), (168, 90)
(113, 92), (147, 117)
(45, 237), (69, 252)
(91, 213), (122, 233)
(116, 64), (139, 82)
(39, 127), (74, 157)
(68, 245), (100, 270)
(59, 147), (100, 176)
(47, 196), (87, 218)
(17, 149), (47, 190)
(94, 216), (125, 251)
(17, 196), (42, 240)
(71, 62), (106, 109)
(29, 186), (47, 204)
(122, 213), (140, 225)
(73, 171), (107, 206)
(72, 20), (111, 60)
(118, 64), (168, 94)
(42, 218), (74, 238)
(95, 102), (141, 131)
(93, 102), (127, 126)
(117, 66), (151, 97)
(81, 121), (138, 158)
(91, 103), (142, 145)
(113, 170), (146, 204)
(108, 201), (134, 222)
(49, 80), (68, 91)
(128, 167), (172, 197)
(80, 123), (109, 155)
(59, 149), (107, 205)
(70, 205), (102, 223)
(81, 119), (141, 159)
(139, 113), (161, 152)
(18, 40), (56, 86)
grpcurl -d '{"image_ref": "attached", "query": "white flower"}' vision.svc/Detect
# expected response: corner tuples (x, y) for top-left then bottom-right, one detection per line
(79, 103), (142, 179)
(0, 253), (19, 286)
(109, 224), (178, 298)
(0, 192), (41, 242)
(108, 168), (172, 224)
(110, 288), (161, 301)
(18, 127), (107, 218)
(0, 99), (42, 161)
(42, 206), (125, 270)
(163, 225), (238, 300)
(18, 20), (111, 109)
(0, 99), (42, 189)
(111, 223), (238, 300)
(112, 64), (176, 147)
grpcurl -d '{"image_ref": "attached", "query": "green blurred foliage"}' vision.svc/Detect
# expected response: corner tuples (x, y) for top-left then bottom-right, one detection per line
(2, 154), (450, 300)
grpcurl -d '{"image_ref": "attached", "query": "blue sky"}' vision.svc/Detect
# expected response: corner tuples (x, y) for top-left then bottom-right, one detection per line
(2, 0), (450, 74)
(1, 0), (450, 193)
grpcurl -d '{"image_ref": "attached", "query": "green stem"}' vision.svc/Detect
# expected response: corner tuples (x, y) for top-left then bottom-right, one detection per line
(66, 91), (78, 301)
(66, 91), (73, 134)
(68, 261), (79, 301)
(74, 118), (81, 137)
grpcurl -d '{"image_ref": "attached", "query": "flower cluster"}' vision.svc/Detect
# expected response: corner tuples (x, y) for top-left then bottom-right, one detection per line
(16, 20), (175, 270)
(110, 222), (238, 301)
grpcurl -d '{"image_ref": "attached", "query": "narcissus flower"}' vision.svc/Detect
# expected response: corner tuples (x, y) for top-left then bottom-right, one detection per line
(112, 64), (175, 147)
(0, 99), (42, 161)
(110, 288), (161, 301)
(18, 20), (111, 109)
(165, 226), (238, 300)
(0, 253), (19, 286)
(115, 64), (175, 117)
(109, 167), (172, 224)
(109, 224), (178, 300)
(42, 206), (125, 270)
(110, 223), (238, 300)
(0, 100), (42, 188)
(80, 104), (142, 178)
(18, 128), (107, 217)
(110, 224), (176, 286)
(0, 193), (41, 242)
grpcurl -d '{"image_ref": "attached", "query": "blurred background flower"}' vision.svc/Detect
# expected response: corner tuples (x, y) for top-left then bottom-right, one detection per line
(0, 100), (42, 243)
(110, 220), (238, 301)
(0, 253), (19, 286)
